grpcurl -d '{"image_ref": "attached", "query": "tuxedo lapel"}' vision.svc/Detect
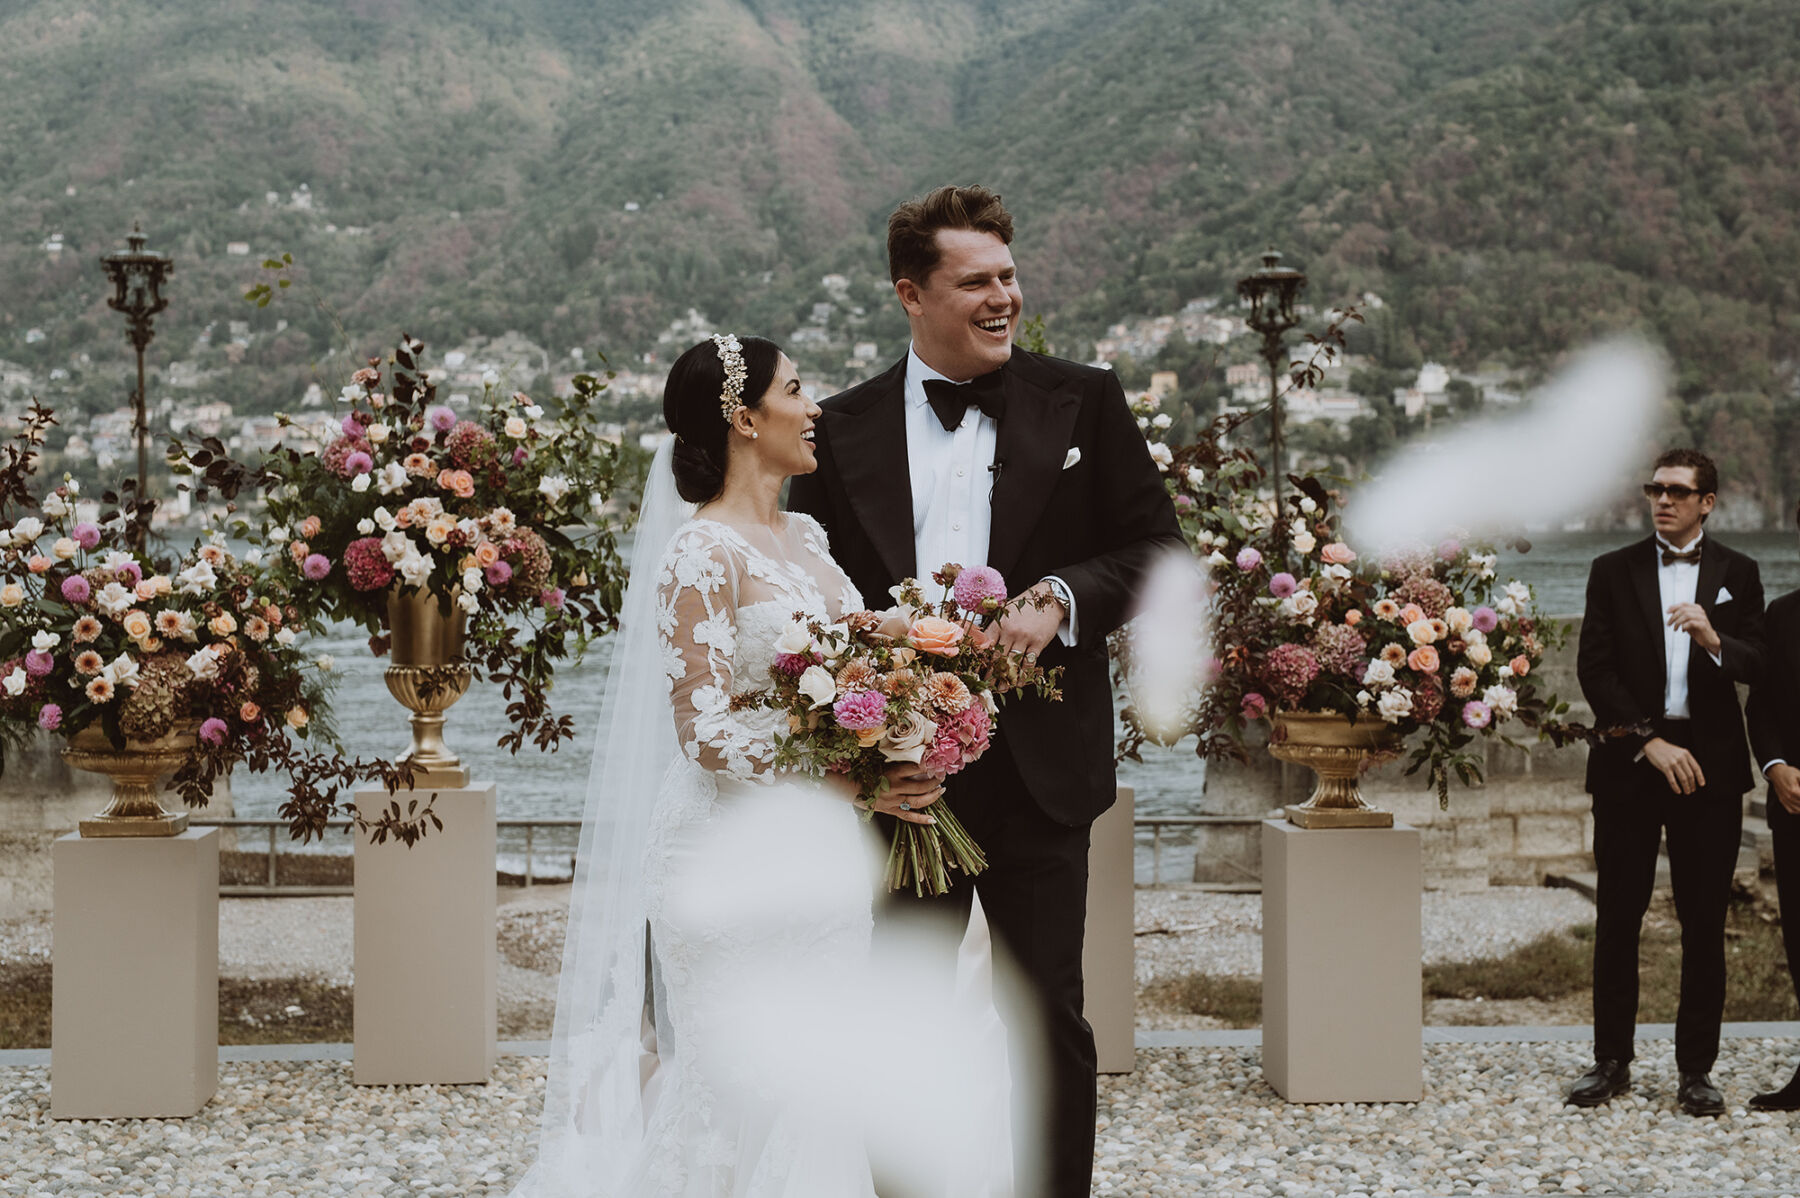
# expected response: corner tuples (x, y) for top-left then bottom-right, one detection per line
(1689, 538), (1729, 678)
(1628, 537), (1665, 688)
(987, 354), (1080, 581)
(830, 361), (916, 584)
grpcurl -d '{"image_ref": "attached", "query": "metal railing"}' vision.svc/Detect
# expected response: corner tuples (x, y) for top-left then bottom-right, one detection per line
(192, 817), (583, 897)
(199, 814), (1270, 896)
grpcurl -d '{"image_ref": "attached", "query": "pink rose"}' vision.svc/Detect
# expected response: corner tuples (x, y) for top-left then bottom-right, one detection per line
(1319, 542), (1357, 565)
(1510, 655), (1531, 677)
(908, 616), (966, 656)
(1462, 700), (1493, 729)
(1407, 645), (1441, 674)
(1241, 692), (1268, 721)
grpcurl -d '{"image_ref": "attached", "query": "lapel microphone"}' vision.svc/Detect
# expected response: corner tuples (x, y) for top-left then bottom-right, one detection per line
(988, 458), (1004, 503)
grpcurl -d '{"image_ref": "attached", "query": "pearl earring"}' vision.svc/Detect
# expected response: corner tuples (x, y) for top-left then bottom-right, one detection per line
(750, 430), (759, 439)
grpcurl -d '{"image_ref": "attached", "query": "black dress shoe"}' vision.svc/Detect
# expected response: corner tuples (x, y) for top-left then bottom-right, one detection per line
(1567, 1059), (1631, 1107)
(1678, 1071), (1726, 1116)
(1749, 1063), (1800, 1111)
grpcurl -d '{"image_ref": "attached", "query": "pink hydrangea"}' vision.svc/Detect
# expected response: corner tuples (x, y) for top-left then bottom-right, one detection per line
(1235, 546), (1262, 572)
(1395, 575), (1454, 620)
(37, 703), (62, 731)
(71, 522), (101, 550)
(1462, 700), (1493, 729)
(1268, 572), (1298, 598)
(60, 575), (91, 604)
(198, 717), (230, 748)
(540, 588), (565, 609)
(1259, 643), (1321, 708)
(302, 553), (332, 581)
(501, 529), (552, 594)
(344, 537), (395, 592)
(1471, 606), (1499, 633)
(512, 446), (528, 466)
(832, 689), (889, 732)
(446, 420), (498, 471)
(1413, 676), (1444, 722)
(1311, 623), (1368, 679)
(772, 652), (810, 678)
(952, 565), (1007, 615)
(1437, 538), (1463, 561)
(323, 435), (372, 478)
(922, 703), (992, 775)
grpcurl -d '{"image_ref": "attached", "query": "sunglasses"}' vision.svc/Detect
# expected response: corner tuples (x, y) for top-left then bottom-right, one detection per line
(1642, 483), (1704, 501)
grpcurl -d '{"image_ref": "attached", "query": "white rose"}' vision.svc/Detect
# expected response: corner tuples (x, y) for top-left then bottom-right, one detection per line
(878, 710), (938, 764)
(339, 384), (361, 402)
(244, 547), (264, 567)
(504, 416), (528, 439)
(1406, 619), (1437, 646)
(462, 567), (484, 593)
(175, 562), (217, 596)
(1377, 688), (1414, 724)
(351, 472), (371, 493)
(538, 475), (572, 505)
(42, 495), (67, 518)
(456, 517), (482, 542)
(2, 669), (24, 697)
(1497, 580), (1532, 615)
(397, 553), (432, 587)
(1356, 689), (1373, 707)
(275, 628), (298, 648)
(104, 653), (140, 689)
(814, 622), (852, 661)
(1185, 466), (1205, 490)
(1446, 607), (1473, 635)
(1299, 496), (1318, 514)
(374, 506), (397, 532)
(524, 404), (544, 420)
(185, 647), (221, 681)
(457, 591), (479, 615)
(1292, 530), (1317, 554)
(797, 665), (837, 710)
(366, 423), (390, 444)
(31, 630), (60, 652)
(1147, 443), (1173, 471)
(589, 491), (606, 515)
(1362, 659), (1396, 688)
(0, 583), (22, 607)
(1472, 553), (1497, 580)
(356, 519), (375, 536)
(96, 582), (136, 616)
(774, 621), (814, 656)
(13, 516), (44, 541)
(1286, 592), (1318, 620)
(1152, 413), (1172, 430)
(1206, 549), (1229, 568)
(267, 525), (290, 543)
(52, 537), (78, 560)
(315, 655), (335, 673)
(1482, 684), (1518, 720)
(1466, 641), (1493, 668)
(380, 531), (411, 563)
(377, 462), (409, 495)
(482, 368), (500, 386)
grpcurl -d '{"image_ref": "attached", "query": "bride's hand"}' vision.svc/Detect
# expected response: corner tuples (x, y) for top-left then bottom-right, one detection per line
(827, 765), (944, 825)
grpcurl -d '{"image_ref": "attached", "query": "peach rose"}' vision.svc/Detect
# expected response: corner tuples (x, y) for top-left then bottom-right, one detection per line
(1343, 609), (1363, 627)
(239, 701), (262, 723)
(209, 612), (238, 637)
(908, 616), (965, 656)
(1320, 542), (1357, 566)
(135, 579), (159, 601)
(888, 646), (918, 669)
(1466, 641), (1493, 667)
(474, 541), (502, 568)
(28, 555), (51, 574)
(289, 540), (310, 564)
(1399, 603), (1427, 627)
(1510, 655), (1531, 677)
(1407, 645), (1440, 674)
(286, 707), (309, 730)
(121, 610), (153, 641)
(299, 515), (322, 540)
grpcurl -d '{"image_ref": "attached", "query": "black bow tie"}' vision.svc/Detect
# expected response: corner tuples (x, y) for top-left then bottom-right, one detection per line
(1661, 544), (1701, 567)
(923, 370), (1006, 432)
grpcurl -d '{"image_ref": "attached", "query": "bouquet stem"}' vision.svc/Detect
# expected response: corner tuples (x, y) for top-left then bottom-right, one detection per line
(885, 802), (988, 897)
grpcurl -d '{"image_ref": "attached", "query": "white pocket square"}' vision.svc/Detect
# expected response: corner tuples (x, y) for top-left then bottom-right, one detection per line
(1062, 447), (1081, 470)
(1716, 586), (1733, 604)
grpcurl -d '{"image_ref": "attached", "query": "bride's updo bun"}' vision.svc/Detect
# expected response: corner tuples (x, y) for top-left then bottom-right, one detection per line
(663, 335), (780, 504)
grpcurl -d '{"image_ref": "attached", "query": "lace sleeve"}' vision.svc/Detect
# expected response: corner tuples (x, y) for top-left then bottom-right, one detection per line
(654, 525), (779, 783)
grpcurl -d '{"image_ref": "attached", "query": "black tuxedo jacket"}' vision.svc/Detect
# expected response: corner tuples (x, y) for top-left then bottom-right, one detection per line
(1745, 589), (1800, 778)
(787, 349), (1184, 825)
(1576, 535), (1765, 796)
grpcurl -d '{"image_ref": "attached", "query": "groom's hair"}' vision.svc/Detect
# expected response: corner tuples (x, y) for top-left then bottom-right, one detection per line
(887, 185), (1014, 285)
(1653, 447), (1718, 498)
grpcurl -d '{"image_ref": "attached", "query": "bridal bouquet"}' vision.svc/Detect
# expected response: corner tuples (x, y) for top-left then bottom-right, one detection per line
(754, 564), (1062, 896)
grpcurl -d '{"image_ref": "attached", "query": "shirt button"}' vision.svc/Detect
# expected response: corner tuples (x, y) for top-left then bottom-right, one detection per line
(956, 468), (966, 478)
(952, 521), (963, 531)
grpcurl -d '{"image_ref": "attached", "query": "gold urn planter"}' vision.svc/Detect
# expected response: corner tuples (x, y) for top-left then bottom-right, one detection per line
(62, 724), (196, 837)
(384, 586), (473, 788)
(1267, 711), (1403, 829)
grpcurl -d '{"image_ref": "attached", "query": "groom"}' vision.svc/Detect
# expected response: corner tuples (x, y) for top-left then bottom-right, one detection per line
(789, 184), (1182, 1196)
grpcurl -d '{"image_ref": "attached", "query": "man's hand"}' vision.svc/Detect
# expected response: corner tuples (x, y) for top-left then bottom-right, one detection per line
(1768, 762), (1800, 815)
(829, 763), (945, 825)
(1666, 601), (1721, 655)
(1644, 736), (1707, 795)
(992, 580), (1066, 663)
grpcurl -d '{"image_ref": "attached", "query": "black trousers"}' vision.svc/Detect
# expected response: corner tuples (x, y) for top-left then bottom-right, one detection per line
(1767, 792), (1800, 1015)
(1591, 731), (1745, 1072)
(877, 738), (1097, 1198)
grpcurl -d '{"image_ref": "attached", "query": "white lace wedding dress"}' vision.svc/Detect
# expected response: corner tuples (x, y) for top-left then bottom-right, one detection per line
(625, 512), (879, 1196)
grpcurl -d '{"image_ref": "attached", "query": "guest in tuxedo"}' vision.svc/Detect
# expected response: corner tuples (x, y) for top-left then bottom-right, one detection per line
(1572, 448), (1765, 1115)
(1743, 499), (1800, 1110)
(789, 184), (1182, 1197)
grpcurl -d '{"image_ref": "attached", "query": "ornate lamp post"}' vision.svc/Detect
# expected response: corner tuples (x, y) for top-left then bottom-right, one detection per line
(1237, 247), (1306, 560)
(101, 224), (174, 552)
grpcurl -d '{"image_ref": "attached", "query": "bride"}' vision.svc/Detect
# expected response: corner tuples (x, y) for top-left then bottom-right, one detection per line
(513, 335), (1002, 1197)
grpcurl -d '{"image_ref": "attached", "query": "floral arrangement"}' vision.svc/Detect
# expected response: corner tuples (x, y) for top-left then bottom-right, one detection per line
(0, 399), (421, 843)
(751, 564), (1061, 896)
(1117, 381), (1568, 804)
(172, 335), (632, 755)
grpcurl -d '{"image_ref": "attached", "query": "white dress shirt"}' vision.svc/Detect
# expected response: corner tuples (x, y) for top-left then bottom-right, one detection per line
(1655, 531), (1719, 719)
(904, 345), (1076, 644)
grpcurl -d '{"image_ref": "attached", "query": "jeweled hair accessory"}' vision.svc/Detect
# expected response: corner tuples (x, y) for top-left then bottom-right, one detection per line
(712, 333), (747, 421)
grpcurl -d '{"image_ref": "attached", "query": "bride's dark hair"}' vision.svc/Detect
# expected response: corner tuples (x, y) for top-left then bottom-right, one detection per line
(663, 335), (781, 504)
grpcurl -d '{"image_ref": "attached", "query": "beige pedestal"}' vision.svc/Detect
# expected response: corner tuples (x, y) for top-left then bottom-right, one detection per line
(353, 784), (497, 1086)
(52, 828), (219, 1119)
(1262, 819), (1422, 1103)
(1083, 786), (1135, 1074)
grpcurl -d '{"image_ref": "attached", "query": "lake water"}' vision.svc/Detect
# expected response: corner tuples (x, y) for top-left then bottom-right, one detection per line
(228, 530), (1800, 872)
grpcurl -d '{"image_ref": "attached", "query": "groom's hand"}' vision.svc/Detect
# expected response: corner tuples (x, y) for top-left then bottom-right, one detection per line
(993, 581), (1066, 663)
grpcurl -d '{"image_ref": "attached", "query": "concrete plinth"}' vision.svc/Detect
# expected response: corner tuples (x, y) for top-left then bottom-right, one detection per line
(1084, 786), (1135, 1074)
(52, 828), (219, 1119)
(353, 784), (496, 1086)
(1262, 819), (1422, 1103)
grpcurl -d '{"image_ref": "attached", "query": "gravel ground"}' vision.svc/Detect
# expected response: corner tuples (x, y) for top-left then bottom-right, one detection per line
(7, 1042), (1800, 1196)
(1134, 886), (1599, 985)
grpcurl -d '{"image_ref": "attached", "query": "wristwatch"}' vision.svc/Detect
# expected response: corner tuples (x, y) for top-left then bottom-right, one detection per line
(1043, 577), (1072, 619)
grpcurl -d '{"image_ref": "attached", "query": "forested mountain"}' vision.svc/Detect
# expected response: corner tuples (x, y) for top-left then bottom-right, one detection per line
(2, 0), (1796, 498)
